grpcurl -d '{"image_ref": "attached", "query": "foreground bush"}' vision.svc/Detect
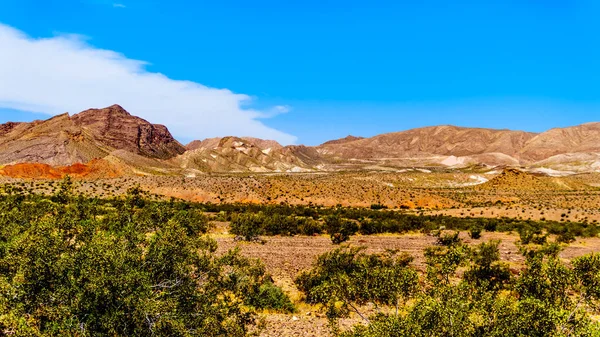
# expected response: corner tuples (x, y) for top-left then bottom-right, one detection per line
(0, 184), (290, 336)
(297, 237), (600, 337)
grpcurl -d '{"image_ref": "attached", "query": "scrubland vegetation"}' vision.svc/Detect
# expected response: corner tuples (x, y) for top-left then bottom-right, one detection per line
(221, 202), (598, 245)
(2, 176), (600, 336)
(297, 240), (600, 336)
(0, 179), (293, 336)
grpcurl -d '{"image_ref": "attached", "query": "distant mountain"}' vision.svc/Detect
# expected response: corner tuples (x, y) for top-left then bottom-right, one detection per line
(312, 124), (600, 168)
(176, 136), (309, 173)
(315, 125), (537, 164)
(186, 137), (283, 152)
(1, 104), (599, 177)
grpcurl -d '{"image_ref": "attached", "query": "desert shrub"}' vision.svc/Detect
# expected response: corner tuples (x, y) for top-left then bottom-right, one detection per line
(481, 218), (498, 232)
(297, 217), (323, 235)
(436, 231), (462, 246)
(207, 202), (596, 241)
(325, 215), (359, 244)
(469, 225), (483, 239)
(0, 191), (291, 336)
(358, 218), (383, 235)
(248, 281), (296, 313)
(296, 247), (417, 322)
(230, 213), (264, 241)
(556, 230), (576, 244)
(463, 241), (511, 292)
(303, 240), (600, 337)
(170, 209), (211, 235)
(518, 226), (548, 245)
(370, 203), (388, 210)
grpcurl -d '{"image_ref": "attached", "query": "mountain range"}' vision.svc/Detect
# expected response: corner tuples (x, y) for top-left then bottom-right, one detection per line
(1, 104), (599, 178)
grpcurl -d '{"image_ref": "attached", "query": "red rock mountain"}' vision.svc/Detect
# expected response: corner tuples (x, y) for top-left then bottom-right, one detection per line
(71, 105), (185, 159)
(0, 105), (184, 166)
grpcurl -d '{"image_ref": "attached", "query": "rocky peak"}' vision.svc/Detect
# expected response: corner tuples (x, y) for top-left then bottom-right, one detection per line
(72, 104), (185, 159)
(0, 122), (23, 137)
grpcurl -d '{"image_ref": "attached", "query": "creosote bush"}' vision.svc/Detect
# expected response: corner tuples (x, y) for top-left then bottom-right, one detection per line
(0, 181), (292, 336)
(297, 236), (600, 337)
(220, 202), (599, 244)
(325, 215), (359, 244)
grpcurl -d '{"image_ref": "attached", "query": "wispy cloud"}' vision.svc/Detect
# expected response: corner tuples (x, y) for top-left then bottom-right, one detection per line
(113, 3), (126, 8)
(257, 105), (292, 118)
(0, 23), (297, 144)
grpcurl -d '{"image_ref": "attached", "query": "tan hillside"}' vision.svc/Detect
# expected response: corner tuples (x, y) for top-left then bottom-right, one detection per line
(519, 123), (600, 162)
(316, 125), (536, 163)
(176, 136), (310, 173)
(476, 168), (568, 191)
(320, 135), (365, 146)
(187, 137), (283, 151)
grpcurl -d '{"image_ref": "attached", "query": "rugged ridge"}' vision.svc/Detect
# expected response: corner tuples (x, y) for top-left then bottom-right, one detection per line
(316, 125), (538, 162)
(519, 123), (600, 162)
(1, 105), (599, 176)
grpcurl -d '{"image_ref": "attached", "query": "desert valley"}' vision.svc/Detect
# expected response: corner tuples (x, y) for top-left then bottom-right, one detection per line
(2, 105), (600, 336)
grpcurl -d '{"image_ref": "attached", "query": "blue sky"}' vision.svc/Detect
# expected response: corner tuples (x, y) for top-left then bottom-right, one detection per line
(0, 0), (599, 145)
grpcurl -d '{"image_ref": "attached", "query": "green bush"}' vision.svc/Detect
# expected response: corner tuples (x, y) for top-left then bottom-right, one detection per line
(325, 215), (359, 244)
(0, 190), (291, 336)
(300, 241), (600, 337)
(436, 231), (462, 246)
(556, 230), (576, 244)
(296, 247), (417, 322)
(230, 213), (264, 241)
(249, 282), (296, 313)
(469, 225), (483, 239)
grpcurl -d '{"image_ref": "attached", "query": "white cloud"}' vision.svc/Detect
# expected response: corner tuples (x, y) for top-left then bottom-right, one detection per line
(113, 3), (126, 8)
(0, 23), (297, 145)
(256, 105), (291, 118)
(273, 105), (291, 114)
